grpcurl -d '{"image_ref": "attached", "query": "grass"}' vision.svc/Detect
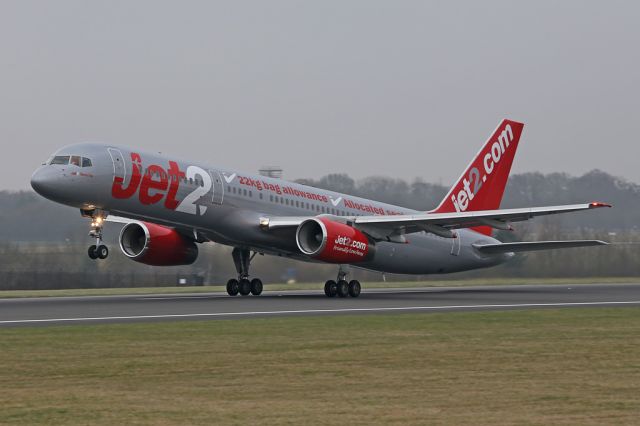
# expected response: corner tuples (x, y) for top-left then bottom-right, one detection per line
(1, 276), (638, 299)
(1, 308), (639, 425)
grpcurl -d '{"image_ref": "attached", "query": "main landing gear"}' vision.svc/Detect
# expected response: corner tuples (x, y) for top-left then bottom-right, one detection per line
(85, 211), (109, 261)
(226, 248), (263, 297)
(324, 267), (361, 298)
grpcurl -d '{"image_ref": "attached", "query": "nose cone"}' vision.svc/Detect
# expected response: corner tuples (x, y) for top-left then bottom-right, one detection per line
(30, 167), (59, 200)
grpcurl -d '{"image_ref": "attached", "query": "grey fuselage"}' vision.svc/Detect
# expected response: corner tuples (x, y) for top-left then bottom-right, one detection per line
(31, 143), (510, 275)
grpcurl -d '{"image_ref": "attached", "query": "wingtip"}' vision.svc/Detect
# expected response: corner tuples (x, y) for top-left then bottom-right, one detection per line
(589, 202), (612, 208)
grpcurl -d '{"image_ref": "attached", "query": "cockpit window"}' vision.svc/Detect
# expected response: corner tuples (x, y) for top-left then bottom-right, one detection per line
(70, 156), (82, 166)
(50, 156), (70, 165)
(82, 157), (92, 167)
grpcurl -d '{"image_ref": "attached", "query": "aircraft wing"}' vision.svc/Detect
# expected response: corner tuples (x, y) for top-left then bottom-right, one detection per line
(104, 215), (140, 225)
(263, 202), (611, 241)
(103, 214), (206, 242)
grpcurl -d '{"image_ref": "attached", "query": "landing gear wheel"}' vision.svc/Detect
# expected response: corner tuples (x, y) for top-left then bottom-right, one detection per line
(226, 279), (239, 296)
(324, 280), (337, 297)
(239, 279), (252, 296)
(336, 280), (349, 298)
(250, 278), (263, 296)
(88, 245), (98, 260)
(348, 280), (361, 298)
(96, 245), (109, 260)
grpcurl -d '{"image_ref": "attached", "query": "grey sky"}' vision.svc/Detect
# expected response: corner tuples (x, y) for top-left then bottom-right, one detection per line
(1, 1), (638, 190)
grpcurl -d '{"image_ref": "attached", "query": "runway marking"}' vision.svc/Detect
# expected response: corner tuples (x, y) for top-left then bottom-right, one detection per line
(140, 296), (224, 300)
(136, 289), (442, 300)
(138, 286), (560, 300)
(1, 300), (640, 325)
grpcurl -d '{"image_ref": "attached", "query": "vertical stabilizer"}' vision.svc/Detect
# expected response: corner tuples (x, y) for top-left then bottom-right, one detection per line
(432, 119), (524, 235)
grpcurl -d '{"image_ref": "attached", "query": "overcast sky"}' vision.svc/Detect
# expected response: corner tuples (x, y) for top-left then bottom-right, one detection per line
(1, 1), (638, 190)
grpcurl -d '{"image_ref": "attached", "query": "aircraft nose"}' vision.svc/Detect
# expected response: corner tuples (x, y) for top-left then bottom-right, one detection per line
(30, 167), (58, 199)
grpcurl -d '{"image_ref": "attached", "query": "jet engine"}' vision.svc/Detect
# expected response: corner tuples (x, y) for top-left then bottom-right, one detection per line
(119, 222), (198, 266)
(296, 217), (375, 263)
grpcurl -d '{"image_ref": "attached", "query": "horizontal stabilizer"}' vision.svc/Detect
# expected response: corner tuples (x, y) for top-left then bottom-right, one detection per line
(473, 240), (608, 254)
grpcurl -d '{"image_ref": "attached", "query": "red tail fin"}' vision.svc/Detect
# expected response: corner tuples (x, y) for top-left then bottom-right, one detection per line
(432, 119), (524, 235)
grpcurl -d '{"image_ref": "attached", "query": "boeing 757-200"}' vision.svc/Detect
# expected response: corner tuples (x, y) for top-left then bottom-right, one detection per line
(31, 119), (610, 297)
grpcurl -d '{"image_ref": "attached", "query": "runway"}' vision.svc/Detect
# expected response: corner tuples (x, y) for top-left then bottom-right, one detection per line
(1, 283), (640, 327)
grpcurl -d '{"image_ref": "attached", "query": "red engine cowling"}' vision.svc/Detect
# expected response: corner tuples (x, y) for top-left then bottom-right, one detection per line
(296, 217), (375, 263)
(119, 222), (198, 266)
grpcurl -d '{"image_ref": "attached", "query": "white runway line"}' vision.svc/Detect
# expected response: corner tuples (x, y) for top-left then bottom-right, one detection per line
(139, 296), (225, 300)
(1, 300), (640, 325)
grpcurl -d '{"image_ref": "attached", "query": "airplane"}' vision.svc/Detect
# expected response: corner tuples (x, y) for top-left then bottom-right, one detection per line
(30, 119), (610, 298)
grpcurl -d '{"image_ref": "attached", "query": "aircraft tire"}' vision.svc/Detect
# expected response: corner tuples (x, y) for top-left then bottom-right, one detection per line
(324, 280), (337, 297)
(250, 278), (263, 296)
(97, 245), (109, 260)
(348, 280), (361, 297)
(239, 279), (252, 296)
(88, 245), (98, 260)
(226, 279), (239, 296)
(336, 280), (349, 298)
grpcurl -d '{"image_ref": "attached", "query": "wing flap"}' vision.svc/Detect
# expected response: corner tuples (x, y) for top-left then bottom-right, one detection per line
(473, 240), (609, 254)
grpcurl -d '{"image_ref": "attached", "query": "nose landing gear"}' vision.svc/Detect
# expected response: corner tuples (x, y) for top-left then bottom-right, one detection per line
(85, 211), (109, 260)
(88, 244), (109, 260)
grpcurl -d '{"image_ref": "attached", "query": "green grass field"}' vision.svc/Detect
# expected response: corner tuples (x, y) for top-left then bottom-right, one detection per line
(1, 276), (638, 298)
(1, 308), (639, 425)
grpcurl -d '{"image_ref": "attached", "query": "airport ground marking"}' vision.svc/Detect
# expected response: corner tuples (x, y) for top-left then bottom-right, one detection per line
(1, 300), (640, 325)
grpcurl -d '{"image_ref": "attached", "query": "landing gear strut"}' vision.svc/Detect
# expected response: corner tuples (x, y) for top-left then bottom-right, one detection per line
(226, 247), (264, 296)
(86, 211), (109, 260)
(324, 266), (361, 298)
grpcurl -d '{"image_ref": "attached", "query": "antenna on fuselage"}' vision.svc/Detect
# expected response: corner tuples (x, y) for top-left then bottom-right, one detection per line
(259, 166), (283, 179)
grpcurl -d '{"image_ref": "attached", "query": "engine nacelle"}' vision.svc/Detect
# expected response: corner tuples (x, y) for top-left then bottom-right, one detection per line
(296, 217), (375, 263)
(119, 222), (198, 266)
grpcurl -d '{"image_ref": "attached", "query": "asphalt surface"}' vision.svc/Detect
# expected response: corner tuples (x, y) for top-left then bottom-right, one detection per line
(1, 283), (640, 327)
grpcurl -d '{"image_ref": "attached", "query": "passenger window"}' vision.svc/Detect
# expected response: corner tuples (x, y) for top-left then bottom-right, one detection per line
(50, 156), (70, 165)
(70, 156), (81, 166)
(81, 157), (92, 167)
